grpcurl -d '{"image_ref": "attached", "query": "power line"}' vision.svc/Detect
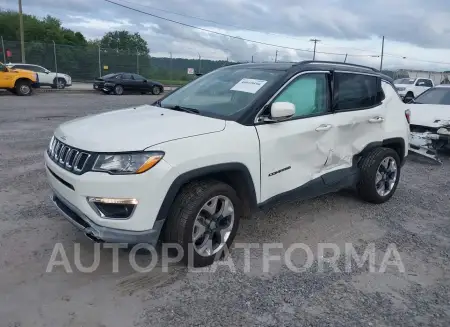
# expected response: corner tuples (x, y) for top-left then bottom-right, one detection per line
(103, 0), (372, 57)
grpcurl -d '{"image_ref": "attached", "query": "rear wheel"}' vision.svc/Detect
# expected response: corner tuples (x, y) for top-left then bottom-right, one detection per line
(357, 147), (401, 204)
(163, 180), (241, 267)
(15, 80), (32, 96)
(114, 85), (124, 95)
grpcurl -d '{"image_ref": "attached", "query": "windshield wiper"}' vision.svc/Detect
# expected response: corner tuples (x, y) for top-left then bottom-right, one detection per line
(165, 105), (200, 114)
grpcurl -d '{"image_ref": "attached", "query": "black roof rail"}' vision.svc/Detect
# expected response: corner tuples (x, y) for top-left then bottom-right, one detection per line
(295, 60), (379, 72)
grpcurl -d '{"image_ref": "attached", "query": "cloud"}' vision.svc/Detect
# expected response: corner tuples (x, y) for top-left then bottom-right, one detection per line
(1, 0), (450, 70)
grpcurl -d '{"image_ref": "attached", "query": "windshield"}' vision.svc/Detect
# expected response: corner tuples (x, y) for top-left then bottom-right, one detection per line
(414, 87), (450, 105)
(160, 67), (285, 118)
(395, 78), (414, 84)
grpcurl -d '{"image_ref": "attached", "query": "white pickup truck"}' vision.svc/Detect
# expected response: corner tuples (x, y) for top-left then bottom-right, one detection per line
(394, 77), (434, 103)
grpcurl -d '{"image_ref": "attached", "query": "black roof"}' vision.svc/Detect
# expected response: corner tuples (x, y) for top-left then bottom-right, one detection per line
(225, 60), (394, 83)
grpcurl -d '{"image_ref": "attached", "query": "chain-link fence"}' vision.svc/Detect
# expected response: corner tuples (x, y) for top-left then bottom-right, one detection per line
(0, 39), (231, 84)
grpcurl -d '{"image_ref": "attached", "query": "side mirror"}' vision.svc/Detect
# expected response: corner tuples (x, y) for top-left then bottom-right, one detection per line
(266, 102), (295, 122)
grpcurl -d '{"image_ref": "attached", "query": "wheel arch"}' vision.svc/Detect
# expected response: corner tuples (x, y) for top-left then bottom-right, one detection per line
(14, 77), (33, 87)
(155, 162), (258, 222)
(355, 137), (406, 167)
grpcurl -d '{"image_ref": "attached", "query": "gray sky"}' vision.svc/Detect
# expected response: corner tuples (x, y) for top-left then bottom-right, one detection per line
(2, 0), (450, 70)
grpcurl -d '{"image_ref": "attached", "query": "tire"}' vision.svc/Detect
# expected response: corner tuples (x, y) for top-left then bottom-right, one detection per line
(357, 147), (401, 204)
(163, 179), (242, 267)
(404, 91), (414, 103)
(56, 78), (66, 89)
(114, 85), (124, 95)
(151, 85), (161, 95)
(15, 80), (32, 96)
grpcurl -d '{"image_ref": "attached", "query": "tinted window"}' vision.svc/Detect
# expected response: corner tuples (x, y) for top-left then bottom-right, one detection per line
(121, 73), (132, 79)
(334, 73), (380, 110)
(160, 67), (284, 118)
(273, 73), (329, 118)
(395, 78), (415, 84)
(414, 88), (450, 105)
(132, 74), (146, 81)
(416, 79), (433, 87)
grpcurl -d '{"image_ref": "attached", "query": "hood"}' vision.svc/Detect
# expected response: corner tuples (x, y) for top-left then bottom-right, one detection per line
(394, 83), (411, 88)
(54, 105), (226, 152)
(409, 104), (450, 128)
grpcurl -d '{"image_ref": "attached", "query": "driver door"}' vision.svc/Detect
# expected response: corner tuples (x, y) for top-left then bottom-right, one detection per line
(256, 72), (335, 202)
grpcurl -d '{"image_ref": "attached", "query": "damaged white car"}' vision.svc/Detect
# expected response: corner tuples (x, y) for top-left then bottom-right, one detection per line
(407, 85), (450, 162)
(45, 61), (409, 267)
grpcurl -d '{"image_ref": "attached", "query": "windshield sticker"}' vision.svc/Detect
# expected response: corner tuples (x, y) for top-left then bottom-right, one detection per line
(230, 78), (268, 94)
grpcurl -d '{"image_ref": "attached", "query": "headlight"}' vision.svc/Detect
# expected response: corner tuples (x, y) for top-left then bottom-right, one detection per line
(93, 152), (164, 174)
(397, 87), (405, 91)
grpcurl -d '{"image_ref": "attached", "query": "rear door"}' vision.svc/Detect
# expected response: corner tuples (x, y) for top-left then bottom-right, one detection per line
(256, 71), (335, 202)
(120, 73), (135, 91)
(328, 72), (385, 171)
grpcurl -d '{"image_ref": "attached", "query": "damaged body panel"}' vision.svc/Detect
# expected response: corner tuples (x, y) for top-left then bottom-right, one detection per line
(407, 86), (450, 162)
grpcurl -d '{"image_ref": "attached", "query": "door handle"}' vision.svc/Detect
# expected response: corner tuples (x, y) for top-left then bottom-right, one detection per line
(369, 116), (384, 123)
(315, 124), (332, 131)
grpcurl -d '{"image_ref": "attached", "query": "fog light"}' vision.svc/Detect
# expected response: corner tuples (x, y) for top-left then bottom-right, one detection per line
(87, 197), (137, 219)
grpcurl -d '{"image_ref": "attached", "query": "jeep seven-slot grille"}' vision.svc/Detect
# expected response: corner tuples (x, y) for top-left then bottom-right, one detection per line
(48, 138), (91, 174)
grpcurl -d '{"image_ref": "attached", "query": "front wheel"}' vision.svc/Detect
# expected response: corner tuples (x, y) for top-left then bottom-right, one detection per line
(357, 147), (401, 204)
(163, 180), (242, 267)
(151, 85), (161, 95)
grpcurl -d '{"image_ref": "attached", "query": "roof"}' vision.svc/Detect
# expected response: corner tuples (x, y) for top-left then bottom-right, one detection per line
(225, 60), (392, 82)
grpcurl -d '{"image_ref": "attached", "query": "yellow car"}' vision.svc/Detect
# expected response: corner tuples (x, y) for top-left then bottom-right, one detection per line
(0, 61), (39, 96)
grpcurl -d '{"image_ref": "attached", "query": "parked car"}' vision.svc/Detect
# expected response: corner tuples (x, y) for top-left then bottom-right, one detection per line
(394, 77), (434, 103)
(5, 63), (71, 89)
(45, 61), (409, 267)
(93, 72), (164, 95)
(0, 61), (39, 95)
(407, 85), (450, 162)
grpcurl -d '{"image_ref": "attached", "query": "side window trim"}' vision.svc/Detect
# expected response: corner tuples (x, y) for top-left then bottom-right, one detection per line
(254, 71), (332, 124)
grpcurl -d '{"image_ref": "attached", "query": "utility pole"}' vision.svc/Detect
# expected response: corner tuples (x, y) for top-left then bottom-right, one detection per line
(275, 50), (278, 62)
(251, 55), (254, 63)
(310, 38), (321, 61)
(344, 54), (348, 63)
(379, 36), (385, 71)
(18, 0), (25, 63)
(169, 52), (172, 81)
(198, 53), (201, 74)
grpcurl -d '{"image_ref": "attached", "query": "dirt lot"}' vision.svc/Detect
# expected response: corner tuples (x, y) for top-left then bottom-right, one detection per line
(1, 92), (449, 327)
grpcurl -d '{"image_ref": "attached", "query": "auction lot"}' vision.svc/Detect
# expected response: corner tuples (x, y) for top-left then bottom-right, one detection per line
(1, 92), (449, 326)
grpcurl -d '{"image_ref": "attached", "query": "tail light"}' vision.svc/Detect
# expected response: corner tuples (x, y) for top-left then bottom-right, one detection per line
(405, 109), (411, 124)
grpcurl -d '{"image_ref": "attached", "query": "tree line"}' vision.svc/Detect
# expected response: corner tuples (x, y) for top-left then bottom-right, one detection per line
(0, 10), (229, 82)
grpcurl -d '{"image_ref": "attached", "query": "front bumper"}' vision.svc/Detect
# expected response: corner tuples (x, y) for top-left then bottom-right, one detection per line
(44, 150), (172, 243)
(51, 189), (163, 244)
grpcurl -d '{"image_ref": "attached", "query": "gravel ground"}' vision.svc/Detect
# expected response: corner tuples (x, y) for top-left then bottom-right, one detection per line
(0, 93), (449, 327)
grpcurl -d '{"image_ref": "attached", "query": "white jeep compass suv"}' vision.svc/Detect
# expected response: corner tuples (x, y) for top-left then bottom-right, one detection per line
(45, 61), (410, 267)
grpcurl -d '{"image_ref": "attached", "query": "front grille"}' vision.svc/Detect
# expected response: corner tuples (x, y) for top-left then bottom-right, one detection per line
(48, 137), (92, 174)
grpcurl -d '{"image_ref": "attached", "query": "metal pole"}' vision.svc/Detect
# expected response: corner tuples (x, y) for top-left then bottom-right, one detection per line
(136, 48), (139, 74)
(1, 36), (6, 63)
(310, 38), (321, 60)
(18, 0), (25, 63)
(251, 55), (254, 63)
(275, 50), (278, 62)
(198, 53), (201, 73)
(53, 41), (58, 87)
(380, 36), (385, 71)
(344, 54), (348, 63)
(98, 45), (101, 77)
(169, 52), (172, 82)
